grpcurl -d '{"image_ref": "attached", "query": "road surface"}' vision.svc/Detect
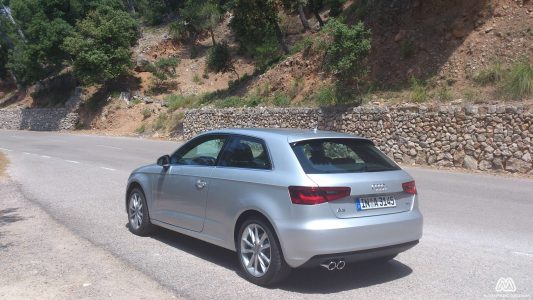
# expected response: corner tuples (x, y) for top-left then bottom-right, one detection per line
(1, 130), (532, 299)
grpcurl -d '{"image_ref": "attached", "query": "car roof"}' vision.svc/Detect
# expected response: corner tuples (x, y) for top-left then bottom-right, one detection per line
(204, 128), (371, 143)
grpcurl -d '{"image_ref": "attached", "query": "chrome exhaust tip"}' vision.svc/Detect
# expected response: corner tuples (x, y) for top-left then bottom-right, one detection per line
(320, 261), (337, 271)
(336, 260), (346, 270)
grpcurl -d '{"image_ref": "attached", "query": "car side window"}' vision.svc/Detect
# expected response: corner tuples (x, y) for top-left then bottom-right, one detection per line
(218, 136), (272, 170)
(171, 135), (227, 166)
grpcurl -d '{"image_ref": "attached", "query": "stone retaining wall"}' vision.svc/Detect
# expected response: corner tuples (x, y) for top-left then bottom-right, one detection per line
(182, 104), (533, 174)
(0, 108), (79, 131)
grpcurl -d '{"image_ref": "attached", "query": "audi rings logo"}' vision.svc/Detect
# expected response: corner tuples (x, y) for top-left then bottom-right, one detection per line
(371, 183), (388, 192)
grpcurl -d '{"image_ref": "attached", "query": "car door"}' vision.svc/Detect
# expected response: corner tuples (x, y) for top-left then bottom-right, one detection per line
(153, 134), (228, 232)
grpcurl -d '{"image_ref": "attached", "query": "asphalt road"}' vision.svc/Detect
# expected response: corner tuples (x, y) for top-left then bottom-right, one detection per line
(1, 130), (532, 299)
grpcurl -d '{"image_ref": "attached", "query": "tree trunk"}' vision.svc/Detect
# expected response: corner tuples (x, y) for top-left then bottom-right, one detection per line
(298, 5), (310, 31)
(313, 9), (324, 27)
(1, 3), (26, 41)
(272, 20), (289, 54)
(127, 0), (136, 13)
(209, 28), (216, 46)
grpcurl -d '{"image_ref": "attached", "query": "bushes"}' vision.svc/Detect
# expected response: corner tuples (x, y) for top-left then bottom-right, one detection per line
(503, 60), (533, 100)
(410, 77), (428, 103)
(473, 62), (504, 85)
(145, 56), (180, 94)
(472, 59), (533, 100)
(207, 42), (233, 73)
(322, 19), (372, 82)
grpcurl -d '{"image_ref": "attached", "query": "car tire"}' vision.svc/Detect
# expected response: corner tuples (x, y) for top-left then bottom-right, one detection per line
(236, 217), (291, 286)
(127, 187), (154, 236)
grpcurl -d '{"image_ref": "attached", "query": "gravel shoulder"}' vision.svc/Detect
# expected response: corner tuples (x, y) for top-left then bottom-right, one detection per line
(0, 178), (177, 299)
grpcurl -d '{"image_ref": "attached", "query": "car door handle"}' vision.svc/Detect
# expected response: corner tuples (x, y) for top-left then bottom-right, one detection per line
(195, 179), (207, 189)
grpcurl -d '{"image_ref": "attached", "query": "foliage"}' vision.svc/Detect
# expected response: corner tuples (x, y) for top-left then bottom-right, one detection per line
(228, 0), (286, 63)
(253, 37), (281, 68)
(410, 77), (427, 103)
(311, 84), (336, 105)
(327, 0), (345, 17)
(288, 76), (305, 99)
(180, 0), (222, 45)
(437, 86), (453, 102)
(322, 19), (371, 82)
(141, 108), (151, 119)
(4, 0), (129, 85)
(136, 0), (182, 25)
(167, 94), (202, 111)
(135, 124), (145, 134)
(168, 20), (187, 41)
(503, 59), (533, 100)
(206, 42), (234, 74)
(272, 92), (290, 106)
(152, 112), (168, 131)
(192, 73), (203, 85)
(146, 56), (180, 85)
(62, 5), (139, 85)
(473, 62), (504, 85)
(290, 36), (314, 55)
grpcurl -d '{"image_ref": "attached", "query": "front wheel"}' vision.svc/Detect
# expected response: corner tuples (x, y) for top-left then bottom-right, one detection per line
(127, 187), (154, 236)
(236, 217), (291, 286)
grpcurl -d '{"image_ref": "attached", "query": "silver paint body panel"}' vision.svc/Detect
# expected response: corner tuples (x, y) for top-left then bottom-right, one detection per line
(126, 128), (423, 268)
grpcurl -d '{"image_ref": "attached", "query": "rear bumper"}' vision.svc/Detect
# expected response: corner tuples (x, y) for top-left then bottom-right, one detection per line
(275, 209), (423, 268)
(299, 240), (419, 268)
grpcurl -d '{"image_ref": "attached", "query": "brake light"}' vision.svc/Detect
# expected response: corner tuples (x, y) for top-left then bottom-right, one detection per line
(288, 186), (351, 205)
(402, 181), (417, 194)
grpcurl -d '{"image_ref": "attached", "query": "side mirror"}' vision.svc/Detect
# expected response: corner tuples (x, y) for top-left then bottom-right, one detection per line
(157, 155), (171, 168)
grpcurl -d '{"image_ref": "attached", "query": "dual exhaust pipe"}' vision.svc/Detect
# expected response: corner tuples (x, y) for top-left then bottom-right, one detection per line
(320, 259), (346, 271)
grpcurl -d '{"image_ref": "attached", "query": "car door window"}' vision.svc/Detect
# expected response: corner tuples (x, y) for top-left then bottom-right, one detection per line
(171, 135), (227, 166)
(219, 136), (271, 170)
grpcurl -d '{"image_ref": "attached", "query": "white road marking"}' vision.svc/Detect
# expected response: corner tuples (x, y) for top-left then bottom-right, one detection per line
(96, 145), (122, 150)
(40, 155), (51, 159)
(0, 147), (12, 152)
(100, 167), (116, 171)
(512, 251), (533, 258)
(23, 152), (31, 155)
(65, 160), (80, 164)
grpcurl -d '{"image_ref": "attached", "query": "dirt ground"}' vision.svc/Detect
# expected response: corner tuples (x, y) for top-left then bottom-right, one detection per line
(0, 158), (178, 299)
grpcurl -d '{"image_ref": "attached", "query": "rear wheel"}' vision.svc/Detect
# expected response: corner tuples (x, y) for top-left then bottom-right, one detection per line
(127, 187), (154, 236)
(237, 217), (291, 286)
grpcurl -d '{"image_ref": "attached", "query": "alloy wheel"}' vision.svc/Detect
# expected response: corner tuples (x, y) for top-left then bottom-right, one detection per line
(240, 224), (272, 277)
(129, 192), (143, 230)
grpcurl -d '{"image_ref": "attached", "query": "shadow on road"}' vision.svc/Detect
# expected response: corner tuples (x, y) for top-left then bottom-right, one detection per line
(0, 208), (24, 226)
(147, 226), (413, 293)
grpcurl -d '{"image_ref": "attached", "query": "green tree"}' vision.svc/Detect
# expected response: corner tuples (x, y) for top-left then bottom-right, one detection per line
(207, 42), (237, 77)
(180, 0), (222, 46)
(327, 0), (344, 17)
(136, 0), (182, 25)
(62, 5), (139, 85)
(229, 0), (288, 65)
(323, 19), (371, 82)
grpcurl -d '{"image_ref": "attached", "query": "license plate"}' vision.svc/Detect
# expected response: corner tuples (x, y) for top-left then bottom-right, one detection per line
(356, 196), (396, 211)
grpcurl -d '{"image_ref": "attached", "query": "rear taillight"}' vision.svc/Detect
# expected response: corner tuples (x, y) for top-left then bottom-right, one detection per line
(402, 181), (417, 194)
(288, 186), (351, 205)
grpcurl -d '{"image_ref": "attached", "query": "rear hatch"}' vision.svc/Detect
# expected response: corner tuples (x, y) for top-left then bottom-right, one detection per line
(290, 137), (415, 218)
(306, 171), (415, 218)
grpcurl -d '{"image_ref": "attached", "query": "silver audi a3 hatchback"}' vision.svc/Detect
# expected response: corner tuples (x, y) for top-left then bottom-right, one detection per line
(126, 128), (423, 285)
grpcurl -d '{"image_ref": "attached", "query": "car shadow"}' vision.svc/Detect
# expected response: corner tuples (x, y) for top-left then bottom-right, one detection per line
(146, 226), (413, 293)
(278, 260), (412, 293)
(0, 208), (24, 226)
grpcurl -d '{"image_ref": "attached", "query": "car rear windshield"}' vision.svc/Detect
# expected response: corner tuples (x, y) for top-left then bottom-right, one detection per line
(291, 138), (400, 174)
